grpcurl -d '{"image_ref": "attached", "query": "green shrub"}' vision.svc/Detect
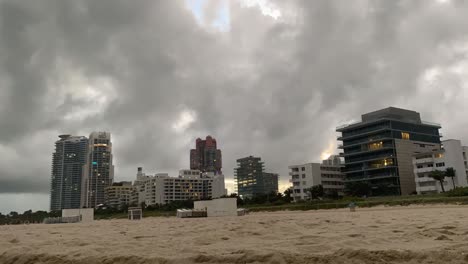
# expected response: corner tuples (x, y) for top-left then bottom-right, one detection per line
(446, 187), (468, 197)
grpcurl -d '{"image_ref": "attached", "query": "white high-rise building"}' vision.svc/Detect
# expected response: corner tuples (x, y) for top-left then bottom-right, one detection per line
(289, 155), (344, 201)
(413, 139), (468, 194)
(81, 132), (114, 208)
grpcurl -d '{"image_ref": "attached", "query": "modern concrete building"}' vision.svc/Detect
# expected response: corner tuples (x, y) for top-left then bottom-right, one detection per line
(288, 155), (344, 201)
(263, 173), (279, 195)
(337, 107), (441, 196)
(235, 156), (279, 198)
(82, 132), (115, 208)
(320, 155), (345, 196)
(104, 181), (137, 209)
(190, 136), (222, 174)
(142, 170), (226, 205)
(413, 139), (468, 194)
(50, 135), (88, 211)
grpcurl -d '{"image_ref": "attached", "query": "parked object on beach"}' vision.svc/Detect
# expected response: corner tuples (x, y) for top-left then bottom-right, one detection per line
(128, 207), (143, 220)
(348, 202), (357, 212)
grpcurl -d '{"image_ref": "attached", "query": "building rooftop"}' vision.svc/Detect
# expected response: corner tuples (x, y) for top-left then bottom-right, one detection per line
(336, 107), (441, 131)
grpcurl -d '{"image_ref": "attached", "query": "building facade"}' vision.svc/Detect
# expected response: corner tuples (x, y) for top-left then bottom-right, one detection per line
(413, 139), (468, 194)
(263, 173), (279, 195)
(289, 155), (344, 201)
(104, 181), (137, 209)
(82, 132), (115, 208)
(320, 155), (345, 196)
(235, 156), (279, 198)
(142, 170), (226, 205)
(190, 136), (222, 174)
(50, 135), (88, 211)
(337, 107), (441, 196)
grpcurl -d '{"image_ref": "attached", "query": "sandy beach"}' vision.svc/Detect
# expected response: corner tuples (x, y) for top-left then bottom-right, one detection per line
(1, 205), (468, 264)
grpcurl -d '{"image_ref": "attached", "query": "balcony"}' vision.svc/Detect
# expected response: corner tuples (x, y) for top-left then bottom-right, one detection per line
(415, 177), (436, 183)
(341, 136), (393, 149)
(341, 146), (394, 157)
(344, 173), (398, 182)
(417, 185), (438, 193)
(339, 127), (391, 141)
(414, 167), (435, 173)
(343, 165), (397, 174)
(413, 158), (434, 165)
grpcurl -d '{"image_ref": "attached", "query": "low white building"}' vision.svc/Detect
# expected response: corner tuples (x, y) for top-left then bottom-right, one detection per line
(138, 169), (226, 205)
(413, 139), (468, 194)
(289, 155), (344, 201)
(194, 198), (237, 217)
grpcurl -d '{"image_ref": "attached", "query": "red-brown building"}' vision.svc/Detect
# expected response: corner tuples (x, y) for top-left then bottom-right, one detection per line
(190, 136), (222, 174)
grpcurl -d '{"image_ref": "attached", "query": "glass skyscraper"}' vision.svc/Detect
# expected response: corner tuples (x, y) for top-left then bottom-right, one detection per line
(50, 135), (88, 211)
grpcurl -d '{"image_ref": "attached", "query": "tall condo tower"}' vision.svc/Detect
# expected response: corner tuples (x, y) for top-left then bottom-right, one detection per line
(82, 131), (114, 208)
(50, 135), (88, 211)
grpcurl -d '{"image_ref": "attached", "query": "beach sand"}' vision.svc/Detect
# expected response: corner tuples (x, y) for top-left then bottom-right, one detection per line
(1, 205), (468, 263)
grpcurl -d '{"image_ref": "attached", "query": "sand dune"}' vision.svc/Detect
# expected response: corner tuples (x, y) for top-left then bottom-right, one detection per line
(1, 205), (468, 263)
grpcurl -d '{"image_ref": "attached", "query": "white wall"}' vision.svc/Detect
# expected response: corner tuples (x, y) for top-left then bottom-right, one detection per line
(211, 174), (227, 198)
(62, 208), (94, 223)
(443, 140), (468, 187)
(194, 198), (237, 217)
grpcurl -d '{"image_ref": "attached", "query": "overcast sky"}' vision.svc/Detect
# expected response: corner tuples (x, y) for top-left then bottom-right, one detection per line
(1, 0), (468, 213)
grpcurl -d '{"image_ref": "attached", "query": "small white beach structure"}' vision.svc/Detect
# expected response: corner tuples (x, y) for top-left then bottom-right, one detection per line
(128, 207), (143, 220)
(194, 198), (237, 217)
(62, 208), (94, 223)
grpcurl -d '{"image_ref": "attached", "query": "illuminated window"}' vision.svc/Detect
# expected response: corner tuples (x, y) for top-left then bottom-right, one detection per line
(369, 141), (383, 150)
(401, 132), (410, 140)
(435, 153), (444, 158)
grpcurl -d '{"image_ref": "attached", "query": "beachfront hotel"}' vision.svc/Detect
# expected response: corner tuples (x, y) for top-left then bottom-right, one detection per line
(136, 169), (227, 205)
(337, 107), (442, 196)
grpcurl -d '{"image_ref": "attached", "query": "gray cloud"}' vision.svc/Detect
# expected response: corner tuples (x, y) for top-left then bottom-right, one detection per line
(1, 0), (468, 212)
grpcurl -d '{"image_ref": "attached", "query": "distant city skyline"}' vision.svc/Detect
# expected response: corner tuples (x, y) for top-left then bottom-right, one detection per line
(2, 1), (468, 213)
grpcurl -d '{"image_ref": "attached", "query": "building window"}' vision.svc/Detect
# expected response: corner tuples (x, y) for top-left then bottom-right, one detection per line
(401, 132), (410, 140)
(301, 167), (305, 171)
(302, 174), (306, 178)
(428, 164), (434, 167)
(302, 181), (307, 185)
(435, 153), (443, 158)
(368, 141), (383, 150)
(463, 152), (466, 159)
(436, 162), (445, 167)
(417, 165), (423, 169)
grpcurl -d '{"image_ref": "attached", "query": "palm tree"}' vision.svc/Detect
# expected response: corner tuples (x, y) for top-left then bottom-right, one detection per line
(429, 170), (446, 193)
(445, 167), (456, 189)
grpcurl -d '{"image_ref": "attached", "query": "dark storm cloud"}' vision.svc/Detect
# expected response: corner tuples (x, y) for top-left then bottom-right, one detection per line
(1, 0), (468, 212)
